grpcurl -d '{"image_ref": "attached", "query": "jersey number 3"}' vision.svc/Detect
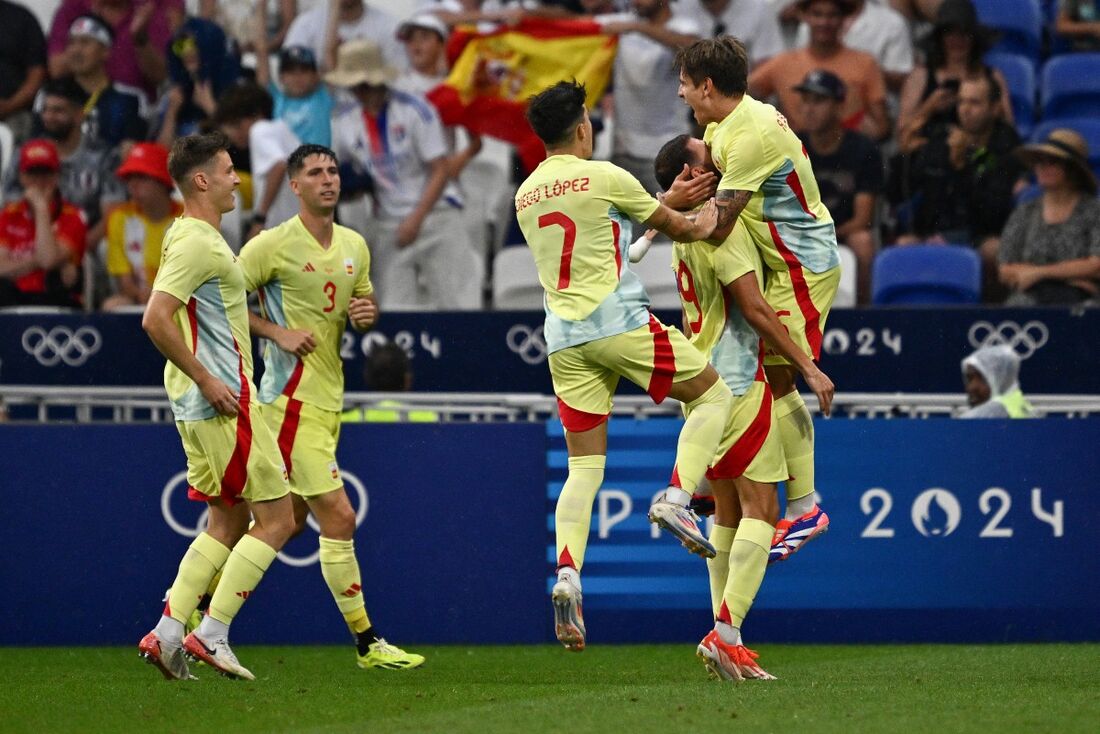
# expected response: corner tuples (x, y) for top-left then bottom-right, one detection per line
(538, 212), (577, 289)
(323, 281), (337, 313)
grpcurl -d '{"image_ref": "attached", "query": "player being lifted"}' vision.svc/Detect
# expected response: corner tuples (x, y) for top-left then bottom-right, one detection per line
(517, 80), (728, 652)
(138, 132), (296, 681)
(668, 36), (841, 562)
(236, 144), (424, 670)
(623, 136), (835, 681)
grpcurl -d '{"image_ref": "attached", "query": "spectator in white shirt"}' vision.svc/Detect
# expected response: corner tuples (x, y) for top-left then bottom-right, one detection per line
(596, 0), (702, 195)
(676, 0), (785, 63)
(284, 0), (405, 72)
(328, 40), (482, 310)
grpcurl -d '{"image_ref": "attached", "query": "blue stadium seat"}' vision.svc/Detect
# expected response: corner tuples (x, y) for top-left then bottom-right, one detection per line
(1040, 55), (1100, 119)
(872, 245), (982, 305)
(984, 52), (1035, 138)
(972, 0), (1043, 62)
(1031, 117), (1100, 181)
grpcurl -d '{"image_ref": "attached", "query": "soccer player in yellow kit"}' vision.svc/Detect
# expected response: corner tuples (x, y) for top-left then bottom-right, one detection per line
(517, 80), (727, 652)
(237, 144), (424, 670)
(637, 135), (835, 680)
(671, 36), (841, 563)
(138, 132), (296, 682)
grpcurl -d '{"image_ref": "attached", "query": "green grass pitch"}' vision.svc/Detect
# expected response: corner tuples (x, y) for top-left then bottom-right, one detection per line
(2, 644), (1097, 733)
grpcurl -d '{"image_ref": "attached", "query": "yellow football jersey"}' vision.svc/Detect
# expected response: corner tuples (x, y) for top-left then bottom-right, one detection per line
(515, 154), (660, 353)
(704, 95), (840, 275)
(672, 226), (765, 395)
(151, 216), (256, 421)
(239, 216), (374, 412)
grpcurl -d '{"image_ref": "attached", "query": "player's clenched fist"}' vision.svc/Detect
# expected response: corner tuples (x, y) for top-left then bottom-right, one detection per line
(348, 297), (378, 331)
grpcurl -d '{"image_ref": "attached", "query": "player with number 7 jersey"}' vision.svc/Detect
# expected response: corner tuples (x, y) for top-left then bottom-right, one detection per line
(517, 81), (732, 652)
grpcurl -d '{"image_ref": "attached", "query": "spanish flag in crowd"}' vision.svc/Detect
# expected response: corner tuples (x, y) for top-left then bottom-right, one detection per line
(427, 19), (618, 173)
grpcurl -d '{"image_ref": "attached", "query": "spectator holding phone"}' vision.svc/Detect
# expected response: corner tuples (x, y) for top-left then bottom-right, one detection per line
(897, 0), (1011, 153)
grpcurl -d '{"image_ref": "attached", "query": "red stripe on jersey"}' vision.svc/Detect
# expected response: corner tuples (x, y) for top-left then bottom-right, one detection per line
(785, 169), (817, 220)
(219, 341), (253, 505)
(647, 314), (675, 404)
(708, 384), (773, 480)
(611, 219), (621, 278)
(556, 397), (609, 433)
(754, 338), (766, 382)
(277, 398), (303, 475)
(186, 297), (198, 355)
(767, 222), (823, 358)
(275, 360), (306, 473)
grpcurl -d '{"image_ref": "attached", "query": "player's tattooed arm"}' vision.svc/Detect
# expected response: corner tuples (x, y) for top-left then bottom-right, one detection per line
(706, 189), (752, 244)
(644, 198), (718, 242)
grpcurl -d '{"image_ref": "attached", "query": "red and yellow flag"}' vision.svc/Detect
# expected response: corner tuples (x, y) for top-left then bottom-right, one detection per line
(428, 19), (618, 172)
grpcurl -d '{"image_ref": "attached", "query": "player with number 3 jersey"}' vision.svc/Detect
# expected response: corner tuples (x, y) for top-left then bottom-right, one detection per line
(236, 144), (424, 671)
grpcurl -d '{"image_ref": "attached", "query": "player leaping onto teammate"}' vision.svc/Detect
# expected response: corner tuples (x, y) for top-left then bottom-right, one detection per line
(620, 136), (835, 681)
(138, 132), (297, 681)
(666, 36), (842, 563)
(236, 144), (424, 671)
(517, 80), (728, 652)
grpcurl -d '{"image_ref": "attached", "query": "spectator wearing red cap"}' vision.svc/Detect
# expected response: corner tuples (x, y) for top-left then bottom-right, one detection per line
(0, 139), (87, 307)
(101, 142), (182, 310)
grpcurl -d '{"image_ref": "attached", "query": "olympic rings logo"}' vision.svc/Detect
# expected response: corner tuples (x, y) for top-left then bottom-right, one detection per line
(506, 324), (547, 365)
(967, 320), (1049, 360)
(21, 325), (102, 367)
(160, 469), (369, 567)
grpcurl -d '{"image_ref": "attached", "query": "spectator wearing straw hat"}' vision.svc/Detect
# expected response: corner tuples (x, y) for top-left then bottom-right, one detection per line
(328, 40), (482, 310)
(101, 142), (182, 310)
(0, 139), (86, 307)
(998, 129), (1100, 305)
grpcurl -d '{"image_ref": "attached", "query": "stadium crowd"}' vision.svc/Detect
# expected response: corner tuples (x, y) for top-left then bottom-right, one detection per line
(1, 0), (1098, 310)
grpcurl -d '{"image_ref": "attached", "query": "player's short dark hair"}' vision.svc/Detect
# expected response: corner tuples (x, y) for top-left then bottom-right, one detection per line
(168, 131), (231, 187)
(212, 81), (273, 125)
(287, 144), (339, 179)
(365, 343), (410, 392)
(675, 36), (749, 96)
(42, 77), (90, 107)
(526, 80), (587, 147)
(653, 134), (696, 192)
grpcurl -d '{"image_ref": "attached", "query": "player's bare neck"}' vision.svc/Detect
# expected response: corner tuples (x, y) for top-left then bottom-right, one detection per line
(545, 143), (587, 160)
(181, 198), (222, 230)
(710, 94), (742, 124)
(300, 208), (335, 249)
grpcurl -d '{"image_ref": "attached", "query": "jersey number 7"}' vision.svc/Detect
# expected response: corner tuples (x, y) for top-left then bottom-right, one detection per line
(538, 212), (577, 289)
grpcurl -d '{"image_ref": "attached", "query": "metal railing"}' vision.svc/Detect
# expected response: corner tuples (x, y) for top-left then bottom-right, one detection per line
(1, 385), (1099, 423)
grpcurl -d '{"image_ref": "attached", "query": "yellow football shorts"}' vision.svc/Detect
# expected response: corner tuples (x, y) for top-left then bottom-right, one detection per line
(176, 402), (289, 505)
(549, 314), (709, 432)
(763, 264), (840, 366)
(696, 380), (788, 483)
(259, 394), (344, 498)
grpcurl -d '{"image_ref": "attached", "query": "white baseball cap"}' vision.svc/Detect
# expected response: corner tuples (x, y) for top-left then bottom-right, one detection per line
(396, 14), (450, 43)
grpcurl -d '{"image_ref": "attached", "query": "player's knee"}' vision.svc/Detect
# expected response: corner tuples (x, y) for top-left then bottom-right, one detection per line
(325, 504), (357, 540)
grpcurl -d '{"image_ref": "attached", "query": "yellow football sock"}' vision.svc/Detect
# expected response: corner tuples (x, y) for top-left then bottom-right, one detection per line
(675, 379), (732, 493)
(165, 532), (230, 625)
(207, 534), (277, 625)
(775, 391), (816, 505)
(205, 569), (223, 598)
(319, 537), (372, 634)
(555, 455), (606, 572)
(706, 524), (737, 617)
(720, 518), (774, 627)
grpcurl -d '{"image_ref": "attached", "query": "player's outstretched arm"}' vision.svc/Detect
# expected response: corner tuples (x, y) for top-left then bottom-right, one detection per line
(724, 274), (835, 416)
(627, 229), (657, 263)
(143, 291), (240, 416)
(644, 198), (717, 242)
(707, 189), (753, 244)
(247, 310), (317, 357)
